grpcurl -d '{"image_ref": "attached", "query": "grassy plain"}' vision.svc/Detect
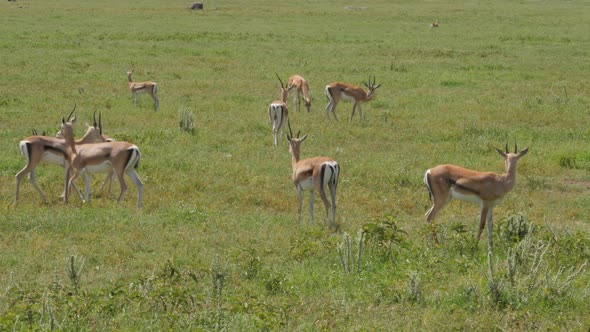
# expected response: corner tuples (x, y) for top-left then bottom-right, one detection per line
(1, 0), (589, 330)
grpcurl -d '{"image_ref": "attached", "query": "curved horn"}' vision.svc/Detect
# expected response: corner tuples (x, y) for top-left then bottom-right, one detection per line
(287, 118), (294, 139)
(275, 73), (285, 89)
(99, 111), (103, 135)
(514, 142), (518, 153)
(505, 143), (509, 154)
(66, 102), (77, 121)
(93, 111), (97, 128)
(296, 130), (301, 138)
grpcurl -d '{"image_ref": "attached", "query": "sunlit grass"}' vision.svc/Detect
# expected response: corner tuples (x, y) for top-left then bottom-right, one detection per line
(0, 0), (589, 330)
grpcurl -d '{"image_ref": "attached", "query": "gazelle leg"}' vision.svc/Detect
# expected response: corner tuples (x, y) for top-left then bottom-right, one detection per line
(296, 185), (303, 224)
(309, 191), (315, 224)
(477, 206), (489, 240)
(99, 172), (114, 196)
(329, 182), (337, 228)
(115, 169), (128, 204)
(152, 94), (159, 111)
(318, 187), (331, 226)
(126, 169), (143, 209)
(486, 208), (494, 251)
(350, 103), (357, 122)
(16, 168), (47, 203)
(65, 168), (80, 204)
(357, 103), (363, 121)
(83, 171), (91, 203)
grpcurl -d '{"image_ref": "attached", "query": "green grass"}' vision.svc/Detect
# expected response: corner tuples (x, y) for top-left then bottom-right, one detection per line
(1, 0), (589, 330)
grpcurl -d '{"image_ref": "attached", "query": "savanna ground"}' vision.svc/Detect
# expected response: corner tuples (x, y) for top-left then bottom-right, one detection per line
(1, 0), (589, 330)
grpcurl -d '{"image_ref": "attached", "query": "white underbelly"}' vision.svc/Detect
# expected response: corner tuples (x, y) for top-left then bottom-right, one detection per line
(450, 187), (482, 205)
(341, 93), (356, 102)
(83, 161), (113, 174)
(42, 151), (65, 166)
(299, 177), (314, 191)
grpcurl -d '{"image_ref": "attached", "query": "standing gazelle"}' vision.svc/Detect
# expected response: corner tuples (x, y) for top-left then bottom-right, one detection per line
(57, 115), (144, 209)
(287, 123), (340, 227)
(324, 76), (381, 122)
(423, 143), (529, 249)
(268, 73), (289, 147)
(288, 75), (313, 113)
(127, 69), (159, 111)
(15, 108), (108, 204)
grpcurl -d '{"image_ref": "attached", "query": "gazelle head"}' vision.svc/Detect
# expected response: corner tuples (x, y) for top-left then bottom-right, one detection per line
(275, 73), (290, 102)
(494, 142), (529, 170)
(126, 69), (135, 81)
(303, 96), (314, 113)
(56, 111), (104, 143)
(364, 75), (382, 100)
(286, 120), (308, 159)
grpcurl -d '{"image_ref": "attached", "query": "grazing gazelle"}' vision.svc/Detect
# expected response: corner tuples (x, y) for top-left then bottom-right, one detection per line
(127, 69), (159, 111)
(430, 19), (439, 28)
(57, 114), (144, 209)
(324, 76), (381, 122)
(423, 143), (529, 249)
(15, 108), (107, 204)
(287, 123), (340, 227)
(287, 75), (313, 112)
(268, 73), (289, 147)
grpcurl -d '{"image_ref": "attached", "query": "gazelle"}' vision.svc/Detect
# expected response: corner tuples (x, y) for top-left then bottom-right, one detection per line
(15, 109), (107, 204)
(287, 75), (313, 113)
(55, 112), (116, 202)
(430, 19), (439, 28)
(324, 76), (381, 122)
(127, 69), (159, 111)
(57, 115), (144, 209)
(287, 122), (340, 227)
(423, 143), (529, 249)
(268, 73), (289, 147)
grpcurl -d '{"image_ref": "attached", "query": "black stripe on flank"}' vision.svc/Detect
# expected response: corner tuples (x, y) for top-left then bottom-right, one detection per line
(449, 178), (480, 196)
(43, 144), (67, 158)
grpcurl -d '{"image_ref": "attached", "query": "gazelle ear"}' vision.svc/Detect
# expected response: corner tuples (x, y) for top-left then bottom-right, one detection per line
(494, 147), (507, 158)
(518, 147), (529, 157)
(70, 115), (77, 124)
(374, 84), (382, 89)
(300, 134), (309, 142)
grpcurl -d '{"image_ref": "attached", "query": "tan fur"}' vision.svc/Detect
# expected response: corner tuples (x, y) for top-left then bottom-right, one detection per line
(268, 74), (290, 147)
(15, 122), (105, 204)
(324, 77), (381, 122)
(424, 145), (529, 248)
(287, 133), (339, 227)
(127, 69), (159, 111)
(287, 75), (312, 112)
(58, 116), (144, 209)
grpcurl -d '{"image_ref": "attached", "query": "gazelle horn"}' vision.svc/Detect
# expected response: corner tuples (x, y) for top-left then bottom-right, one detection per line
(99, 111), (103, 135)
(287, 119), (294, 139)
(275, 73), (285, 88)
(66, 102), (77, 121)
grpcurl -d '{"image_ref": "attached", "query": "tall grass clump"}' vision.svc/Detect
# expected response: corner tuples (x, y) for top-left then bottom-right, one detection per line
(178, 107), (196, 135)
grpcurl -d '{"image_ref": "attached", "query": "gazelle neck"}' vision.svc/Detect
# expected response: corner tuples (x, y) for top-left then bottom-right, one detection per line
(502, 160), (520, 188)
(289, 145), (301, 169)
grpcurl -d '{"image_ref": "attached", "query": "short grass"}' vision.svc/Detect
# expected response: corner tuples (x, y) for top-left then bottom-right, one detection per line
(1, 0), (589, 330)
